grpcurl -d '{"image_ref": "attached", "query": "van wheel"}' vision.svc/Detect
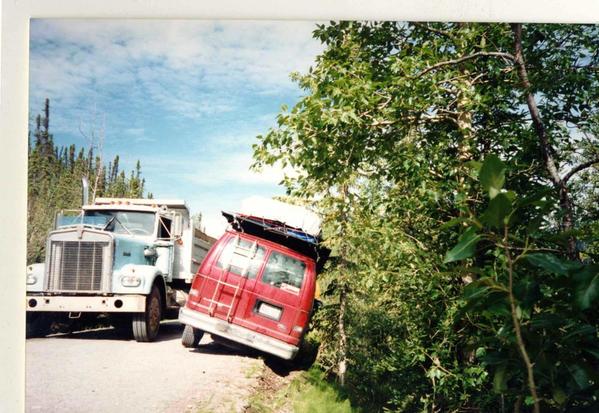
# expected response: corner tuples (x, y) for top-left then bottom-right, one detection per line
(132, 285), (162, 342)
(182, 324), (204, 348)
(26, 313), (52, 338)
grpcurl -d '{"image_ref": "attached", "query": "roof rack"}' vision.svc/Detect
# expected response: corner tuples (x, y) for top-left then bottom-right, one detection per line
(222, 211), (330, 273)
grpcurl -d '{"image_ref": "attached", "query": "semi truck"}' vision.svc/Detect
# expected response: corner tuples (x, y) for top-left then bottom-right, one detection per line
(26, 195), (215, 342)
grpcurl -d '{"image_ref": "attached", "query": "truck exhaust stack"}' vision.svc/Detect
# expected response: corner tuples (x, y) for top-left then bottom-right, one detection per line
(82, 177), (89, 206)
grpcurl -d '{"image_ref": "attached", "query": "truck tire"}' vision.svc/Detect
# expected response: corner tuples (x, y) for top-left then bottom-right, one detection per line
(181, 324), (204, 348)
(26, 313), (52, 338)
(132, 285), (162, 342)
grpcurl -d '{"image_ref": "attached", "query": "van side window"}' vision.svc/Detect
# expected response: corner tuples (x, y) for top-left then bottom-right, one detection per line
(216, 237), (266, 279)
(262, 251), (306, 293)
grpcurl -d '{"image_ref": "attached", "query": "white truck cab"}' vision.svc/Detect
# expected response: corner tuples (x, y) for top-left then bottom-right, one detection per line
(26, 198), (215, 342)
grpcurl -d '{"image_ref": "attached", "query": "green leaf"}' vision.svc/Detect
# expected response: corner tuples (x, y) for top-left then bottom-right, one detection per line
(574, 264), (599, 310)
(524, 253), (582, 276)
(563, 324), (596, 341)
(482, 351), (509, 366)
(439, 216), (470, 230)
(576, 273), (599, 310)
(479, 155), (506, 199)
(516, 187), (553, 208)
(467, 160), (482, 172)
(481, 193), (512, 228)
(553, 388), (567, 405)
(529, 313), (564, 330)
(493, 364), (508, 393)
(583, 347), (599, 360)
(443, 227), (482, 263)
(567, 363), (592, 390)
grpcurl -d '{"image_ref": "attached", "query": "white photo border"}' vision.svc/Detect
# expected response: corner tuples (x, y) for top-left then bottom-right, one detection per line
(1, 1), (598, 411)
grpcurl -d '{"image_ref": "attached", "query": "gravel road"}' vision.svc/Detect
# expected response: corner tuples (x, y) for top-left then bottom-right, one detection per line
(26, 321), (264, 413)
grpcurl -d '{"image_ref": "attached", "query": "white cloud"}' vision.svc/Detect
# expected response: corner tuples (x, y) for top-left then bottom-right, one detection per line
(29, 19), (316, 238)
(143, 132), (296, 190)
(29, 19), (323, 131)
(123, 127), (154, 142)
(182, 152), (274, 186)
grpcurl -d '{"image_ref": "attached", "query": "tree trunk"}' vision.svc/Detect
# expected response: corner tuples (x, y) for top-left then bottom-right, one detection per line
(558, 185), (577, 257)
(510, 23), (578, 259)
(338, 282), (348, 386)
(337, 184), (350, 387)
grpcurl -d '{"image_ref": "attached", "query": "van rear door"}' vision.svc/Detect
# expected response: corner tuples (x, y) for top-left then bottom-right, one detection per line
(239, 248), (315, 345)
(195, 234), (266, 322)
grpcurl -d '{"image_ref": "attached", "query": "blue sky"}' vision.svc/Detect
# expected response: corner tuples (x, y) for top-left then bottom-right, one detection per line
(29, 20), (323, 236)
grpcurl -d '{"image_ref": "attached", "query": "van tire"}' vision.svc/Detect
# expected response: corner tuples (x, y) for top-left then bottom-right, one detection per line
(182, 324), (204, 348)
(132, 286), (162, 342)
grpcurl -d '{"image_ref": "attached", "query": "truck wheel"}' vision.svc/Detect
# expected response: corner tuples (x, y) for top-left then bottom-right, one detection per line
(132, 285), (162, 342)
(26, 313), (52, 338)
(181, 324), (204, 348)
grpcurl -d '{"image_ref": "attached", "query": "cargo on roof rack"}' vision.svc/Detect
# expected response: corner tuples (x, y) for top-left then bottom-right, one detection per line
(222, 211), (330, 273)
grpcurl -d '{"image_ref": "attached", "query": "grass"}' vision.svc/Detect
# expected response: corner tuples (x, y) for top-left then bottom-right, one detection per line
(247, 388), (290, 413)
(247, 366), (354, 413)
(290, 367), (353, 413)
(245, 361), (264, 379)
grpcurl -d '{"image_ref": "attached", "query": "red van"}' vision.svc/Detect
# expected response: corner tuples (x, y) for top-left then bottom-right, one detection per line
(178, 211), (329, 360)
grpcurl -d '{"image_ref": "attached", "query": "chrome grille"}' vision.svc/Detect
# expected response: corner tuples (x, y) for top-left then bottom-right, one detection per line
(47, 240), (110, 292)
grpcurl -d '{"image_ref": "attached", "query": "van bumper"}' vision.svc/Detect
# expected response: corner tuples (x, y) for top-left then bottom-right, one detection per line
(26, 294), (146, 312)
(179, 307), (299, 360)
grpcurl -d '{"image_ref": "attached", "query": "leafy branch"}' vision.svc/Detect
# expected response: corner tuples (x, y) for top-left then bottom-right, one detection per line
(503, 225), (540, 413)
(417, 51), (515, 77)
(444, 155), (599, 411)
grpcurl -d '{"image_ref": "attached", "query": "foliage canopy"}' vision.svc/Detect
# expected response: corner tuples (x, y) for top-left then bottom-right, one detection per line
(253, 22), (599, 411)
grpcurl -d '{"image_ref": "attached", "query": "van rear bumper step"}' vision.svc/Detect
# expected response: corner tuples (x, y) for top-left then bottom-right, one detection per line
(179, 307), (299, 360)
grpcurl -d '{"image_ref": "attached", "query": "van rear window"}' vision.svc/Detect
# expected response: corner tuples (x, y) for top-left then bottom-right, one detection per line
(216, 237), (265, 279)
(262, 251), (306, 293)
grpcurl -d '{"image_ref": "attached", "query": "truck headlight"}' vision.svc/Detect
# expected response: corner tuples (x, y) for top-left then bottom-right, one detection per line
(121, 275), (142, 287)
(26, 274), (37, 285)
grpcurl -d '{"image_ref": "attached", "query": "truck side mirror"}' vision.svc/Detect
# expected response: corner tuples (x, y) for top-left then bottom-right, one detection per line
(172, 213), (183, 237)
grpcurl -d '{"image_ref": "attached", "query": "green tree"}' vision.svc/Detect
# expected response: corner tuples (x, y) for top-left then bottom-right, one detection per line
(446, 155), (599, 412)
(253, 22), (599, 411)
(27, 99), (151, 263)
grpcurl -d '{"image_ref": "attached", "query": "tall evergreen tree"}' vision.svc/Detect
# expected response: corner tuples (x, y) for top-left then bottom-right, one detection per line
(27, 99), (152, 263)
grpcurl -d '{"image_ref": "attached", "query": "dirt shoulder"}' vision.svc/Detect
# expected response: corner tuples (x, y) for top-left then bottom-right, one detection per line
(244, 363), (303, 413)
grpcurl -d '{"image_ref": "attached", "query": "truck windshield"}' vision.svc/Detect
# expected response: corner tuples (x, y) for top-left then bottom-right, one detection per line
(56, 210), (156, 235)
(73, 210), (156, 235)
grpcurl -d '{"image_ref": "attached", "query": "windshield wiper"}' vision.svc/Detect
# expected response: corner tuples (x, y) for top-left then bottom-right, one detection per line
(102, 216), (116, 231)
(102, 216), (132, 235)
